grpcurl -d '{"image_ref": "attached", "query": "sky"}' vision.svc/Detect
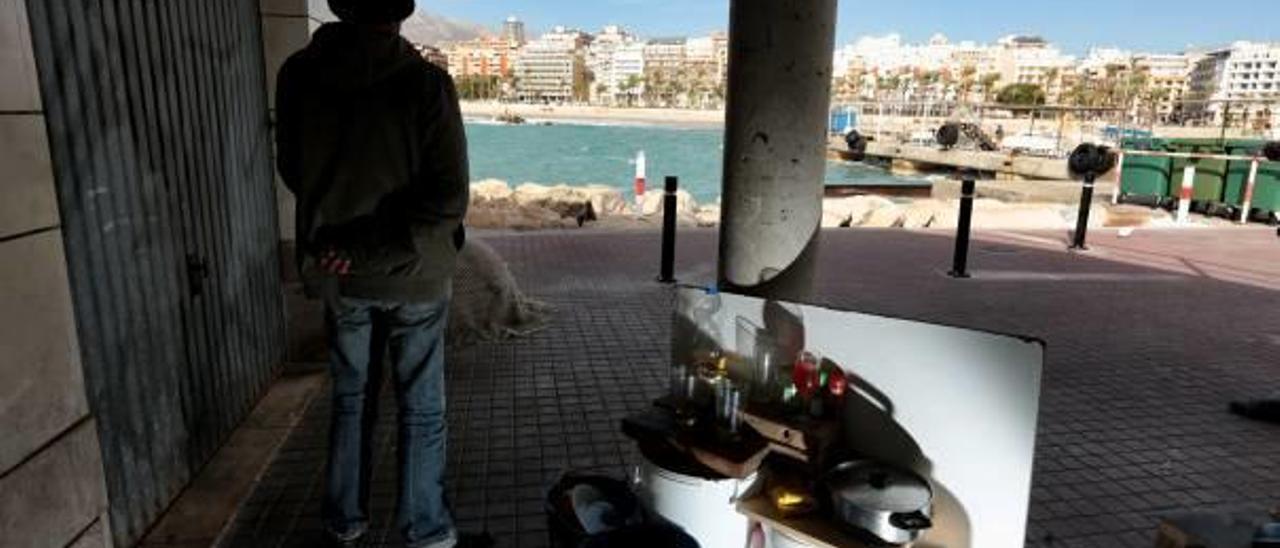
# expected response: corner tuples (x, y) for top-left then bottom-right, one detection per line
(420, 0), (1278, 54)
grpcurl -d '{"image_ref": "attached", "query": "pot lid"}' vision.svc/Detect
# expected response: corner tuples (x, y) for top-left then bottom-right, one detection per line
(827, 462), (932, 513)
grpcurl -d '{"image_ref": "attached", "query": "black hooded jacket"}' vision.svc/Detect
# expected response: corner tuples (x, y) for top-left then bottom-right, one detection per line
(276, 22), (468, 301)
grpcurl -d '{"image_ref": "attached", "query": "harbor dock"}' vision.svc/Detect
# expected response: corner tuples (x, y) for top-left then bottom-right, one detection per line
(830, 136), (1076, 180)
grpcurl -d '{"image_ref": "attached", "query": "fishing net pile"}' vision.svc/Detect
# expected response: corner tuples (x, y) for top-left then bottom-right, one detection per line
(446, 238), (553, 348)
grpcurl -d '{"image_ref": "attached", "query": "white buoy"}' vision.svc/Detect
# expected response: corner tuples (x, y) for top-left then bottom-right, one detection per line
(634, 150), (647, 208)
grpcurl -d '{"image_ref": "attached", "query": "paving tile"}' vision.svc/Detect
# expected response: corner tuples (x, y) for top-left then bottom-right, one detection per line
(225, 229), (1280, 548)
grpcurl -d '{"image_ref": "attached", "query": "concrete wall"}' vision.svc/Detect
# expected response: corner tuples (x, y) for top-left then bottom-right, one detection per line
(261, 0), (312, 243)
(0, 0), (110, 545)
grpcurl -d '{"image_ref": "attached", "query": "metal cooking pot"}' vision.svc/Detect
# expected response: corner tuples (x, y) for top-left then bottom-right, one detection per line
(825, 460), (933, 545)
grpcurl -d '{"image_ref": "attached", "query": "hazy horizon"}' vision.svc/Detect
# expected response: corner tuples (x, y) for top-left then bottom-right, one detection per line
(417, 0), (1277, 54)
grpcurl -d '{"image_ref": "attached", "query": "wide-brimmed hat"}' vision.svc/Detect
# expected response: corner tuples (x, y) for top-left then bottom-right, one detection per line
(329, 0), (415, 24)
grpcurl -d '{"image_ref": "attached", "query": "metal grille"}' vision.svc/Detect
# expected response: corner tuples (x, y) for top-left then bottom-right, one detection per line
(25, 0), (285, 544)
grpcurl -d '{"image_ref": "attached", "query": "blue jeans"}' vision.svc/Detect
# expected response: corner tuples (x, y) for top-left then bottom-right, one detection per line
(323, 295), (455, 548)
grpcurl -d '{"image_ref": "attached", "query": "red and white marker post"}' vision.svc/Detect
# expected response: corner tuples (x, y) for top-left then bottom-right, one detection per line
(1112, 151), (1125, 205)
(1177, 164), (1196, 224)
(634, 150), (647, 209)
(1240, 156), (1260, 224)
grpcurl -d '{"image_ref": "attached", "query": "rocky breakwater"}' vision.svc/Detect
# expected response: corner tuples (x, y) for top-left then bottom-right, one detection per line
(463, 180), (1175, 231)
(464, 179), (720, 230)
(819, 195), (1174, 230)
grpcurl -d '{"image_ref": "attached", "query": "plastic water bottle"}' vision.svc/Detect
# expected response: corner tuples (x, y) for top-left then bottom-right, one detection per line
(691, 286), (723, 361)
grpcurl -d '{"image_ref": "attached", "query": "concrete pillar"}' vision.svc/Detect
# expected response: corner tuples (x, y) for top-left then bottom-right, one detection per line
(259, 0), (312, 244)
(718, 0), (837, 301)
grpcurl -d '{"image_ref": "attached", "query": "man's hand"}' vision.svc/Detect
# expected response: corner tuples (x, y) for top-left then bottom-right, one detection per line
(319, 249), (353, 276)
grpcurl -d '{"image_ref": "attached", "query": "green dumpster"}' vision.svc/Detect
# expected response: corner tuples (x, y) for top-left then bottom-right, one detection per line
(1166, 140), (1227, 210)
(1223, 144), (1256, 209)
(1120, 155), (1172, 204)
(1251, 162), (1280, 220)
(1191, 157), (1228, 205)
(1222, 142), (1280, 220)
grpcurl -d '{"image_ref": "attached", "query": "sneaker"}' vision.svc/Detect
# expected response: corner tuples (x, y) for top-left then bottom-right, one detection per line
(326, 524), (368, 546)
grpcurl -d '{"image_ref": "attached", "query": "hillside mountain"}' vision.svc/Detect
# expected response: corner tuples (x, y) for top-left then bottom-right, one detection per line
(307, 0), (489, 44)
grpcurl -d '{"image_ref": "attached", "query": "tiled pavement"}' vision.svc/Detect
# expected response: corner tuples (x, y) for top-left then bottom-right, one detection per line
(225, 227), (1280, 547)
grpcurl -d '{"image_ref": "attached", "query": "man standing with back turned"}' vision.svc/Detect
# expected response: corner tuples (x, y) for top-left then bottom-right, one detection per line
(275, 0), (469, 546)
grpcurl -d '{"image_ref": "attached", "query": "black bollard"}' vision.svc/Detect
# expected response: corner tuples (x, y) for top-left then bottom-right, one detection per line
(659, 176), (678, 283)
(949, 177), (976, 278)
(1071, 174), (1096, 250)
(1067, 144), (1117, 251)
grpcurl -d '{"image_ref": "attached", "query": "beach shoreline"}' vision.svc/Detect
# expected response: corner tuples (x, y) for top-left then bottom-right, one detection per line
(460, 101), (726, 129)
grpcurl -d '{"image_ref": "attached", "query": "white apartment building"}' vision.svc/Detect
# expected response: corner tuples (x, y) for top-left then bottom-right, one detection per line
(640, 38), (686, 106)
(1187, 42), (1280, 126)
(1079, 47), (1133, 74)
(604, 43), (646, 105)
(643, 38), (687, 70)
(514, 32), (586, 103)
(994, 35), (1075, 99)
(1223, 42), (1280, 98)
(585, 26), (640, 104)
(683, 33), (729, 107)
(949, 41), (1001, 77)
(685, 33), (729, 78)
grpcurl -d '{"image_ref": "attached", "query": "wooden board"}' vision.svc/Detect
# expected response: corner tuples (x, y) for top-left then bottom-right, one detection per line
(622, 406), (771, 479)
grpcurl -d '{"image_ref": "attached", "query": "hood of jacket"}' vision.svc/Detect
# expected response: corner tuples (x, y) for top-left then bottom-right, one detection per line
(301, 22), (420, 93)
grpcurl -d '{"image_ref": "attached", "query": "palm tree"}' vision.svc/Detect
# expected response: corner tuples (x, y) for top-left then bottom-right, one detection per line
(958, 66), (977, 104)
(620, 74), (643, 107)
(979, 74), (1001, 103)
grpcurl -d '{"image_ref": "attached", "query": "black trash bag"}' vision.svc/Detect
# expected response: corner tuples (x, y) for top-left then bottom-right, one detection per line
(578, 524), (700, 548)
(1263, 141), (1280, 162)
(545, 473), (699, 548)
(936, 123), (961, 149)
(844, 130), (869, 161)
(1069, 144), (1117, 179)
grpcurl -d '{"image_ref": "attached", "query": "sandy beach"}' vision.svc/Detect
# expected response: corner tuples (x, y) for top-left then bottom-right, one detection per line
(460, 101), (726, 129)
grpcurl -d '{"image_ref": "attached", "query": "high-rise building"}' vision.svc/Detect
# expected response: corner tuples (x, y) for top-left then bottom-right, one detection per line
(1185, 48), (1231, 120)
(413, 44), (449, 72)
(642, 38), (687, 106)
(1184, 43), (1279, 124)
(586, 26), (638, 105)
(502, 16), (526, 46)
(514, 31), (587, 103)
(683, 34), (729, 107)
(1186, 42), (1280, 126)
(441, 37), (516, 79)
(1135, 53), (1192, 120)
(992, 35), (1075, 101)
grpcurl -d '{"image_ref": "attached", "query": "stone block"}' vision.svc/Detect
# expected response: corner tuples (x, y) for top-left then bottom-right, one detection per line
(0, 230), (89, 474)
(0, 114), (59, 238)
(68, 517), (111, 548)
(259, 0), (308, 17)
(0, 0), (41, 112)
(0, 420), (107, 546)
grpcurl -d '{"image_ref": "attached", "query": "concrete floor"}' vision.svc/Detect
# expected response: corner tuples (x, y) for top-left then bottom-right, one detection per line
(224, 227), (1280, 547)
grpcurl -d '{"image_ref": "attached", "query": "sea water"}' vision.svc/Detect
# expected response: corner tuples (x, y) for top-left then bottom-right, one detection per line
(464, 121), (923, 204)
